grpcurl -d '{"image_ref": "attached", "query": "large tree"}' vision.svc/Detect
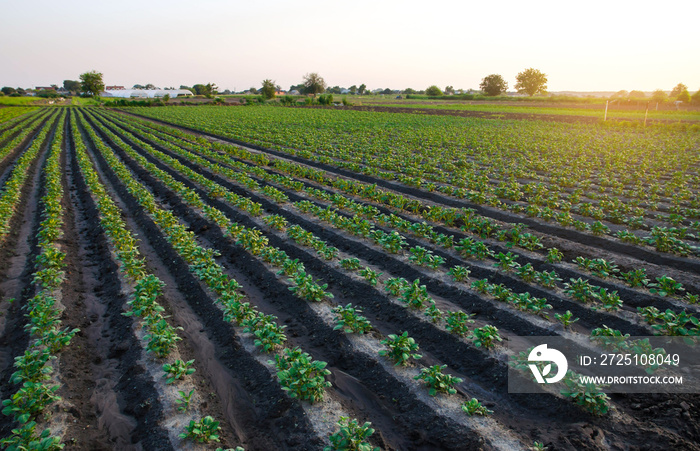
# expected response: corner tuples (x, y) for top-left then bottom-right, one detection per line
(302, 72), (326, 96)
(79, 70), (104, 97)
(425, 85), (443, 96)
(358, 83), (367, 95)
(261, 79), (277, 99)
(514, 68), (547, 96)
(192, 82), (218, 98)
(670, 83), (688, 98)
(480, 74), (508, 96)
(691, 90), (700, 106)
(651, 89), (668, 103)
(63, 80), (80, 93)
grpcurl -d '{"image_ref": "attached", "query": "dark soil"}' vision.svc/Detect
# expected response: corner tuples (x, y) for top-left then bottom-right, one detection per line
(59, 110), (171, 450)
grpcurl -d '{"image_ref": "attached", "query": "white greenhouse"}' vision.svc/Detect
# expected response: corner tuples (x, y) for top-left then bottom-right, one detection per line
(101, 89), (193, 99)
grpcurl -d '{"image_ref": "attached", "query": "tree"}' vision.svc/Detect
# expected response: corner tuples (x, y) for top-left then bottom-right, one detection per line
(358, 84), (366, 95)
(670, 83), (688, 98)
(133, 84), (145, 89)
(514, 68), (547, 96)
(261, 79), (276, 99)
(444, 85), (455, 95)
(651, 89), (668, 103)
(404, 88), (417, 95)
(63, 80), (81, 93)
(628, 90), (646, 99)
(1, 87), (16, 96)
(348, 85), (357, 95)
(677, 89), (691, 103)
(302, 72), (326, 96)
(145, 83), (156, 90)
(179, 85), (191, 90)
(480, 74), (508, 96)
(611, 90), (628, 99)
(691, 90), (700, 106)
(425, 85), (443, 96)
(192, 83), (218, 98)
(79, 70), (104, 97)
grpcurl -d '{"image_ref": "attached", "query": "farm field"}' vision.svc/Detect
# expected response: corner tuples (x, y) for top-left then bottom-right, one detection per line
(354, 98), (700, 122)
(1, 105), (700, 450)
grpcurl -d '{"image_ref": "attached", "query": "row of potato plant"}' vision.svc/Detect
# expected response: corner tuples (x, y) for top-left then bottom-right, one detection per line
(90, 110), (501, 421)
(0, 107), (39, 127)
(0, 112), (57, 241)
(96, 110), (527, 342)
(76, 111), (334, 420)
(108, 110), (700, 335)
(1, 111), (71, 451)
(70, 112), (182, 359)
(72, 112), (248, 448)
(104, 110), (671, 339)
(124, 106), (700, 256)
(95, 110), (604, 417)
(0, 109), (52, 157)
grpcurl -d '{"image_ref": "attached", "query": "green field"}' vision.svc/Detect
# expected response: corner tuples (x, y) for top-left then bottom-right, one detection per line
(0, 96), (45, 105)
(357, 97), (700, 121)
(2, 105), (699, 449)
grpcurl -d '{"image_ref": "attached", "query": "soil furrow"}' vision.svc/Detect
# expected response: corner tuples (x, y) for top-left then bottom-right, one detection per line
(76, 110), (323, 450)
(0, 116), (59, 436)
(61, 110), (171, 450)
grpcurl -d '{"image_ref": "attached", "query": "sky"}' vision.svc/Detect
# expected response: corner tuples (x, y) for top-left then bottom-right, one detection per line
(2, 0), (698, 93)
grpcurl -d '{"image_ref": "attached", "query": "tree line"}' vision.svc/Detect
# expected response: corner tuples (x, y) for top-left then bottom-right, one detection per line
(4, 70), (699, 106)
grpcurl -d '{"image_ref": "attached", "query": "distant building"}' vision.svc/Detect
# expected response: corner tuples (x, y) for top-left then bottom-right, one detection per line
(35, 86), (56, 91)
(105, 85), (126, 90)
(275, 90), (287, 96)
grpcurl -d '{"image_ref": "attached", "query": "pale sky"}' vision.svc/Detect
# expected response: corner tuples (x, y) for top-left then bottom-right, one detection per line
(2, 0), (698, 93)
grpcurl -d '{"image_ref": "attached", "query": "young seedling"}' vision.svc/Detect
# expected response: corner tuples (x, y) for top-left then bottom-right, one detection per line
(445, 310), (475, 337)
(359, 267), (381, 286)
(384, 277), (409, 296)
(400, 279), (431, 310)
(414, 364), (463, 396)
(424, 301), (443, 324)
(179, 416), (221, 443)
(175, 389), (195, 413)
(554, 310), (579, 328)
(461, 398), (493, 416)
(340, 258), (362, 271)
(325, 416), (379, 451)
(333, 304), (373, 334)
(469, 325), (502, 349)
(379, 332), (421, 366)
(162, 359), (196, 384)
(649, 276), (684, 297)
(447, 265), (471, 282)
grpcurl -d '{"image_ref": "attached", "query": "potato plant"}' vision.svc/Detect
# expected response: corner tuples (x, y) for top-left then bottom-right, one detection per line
(379, 332), (422, 366)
